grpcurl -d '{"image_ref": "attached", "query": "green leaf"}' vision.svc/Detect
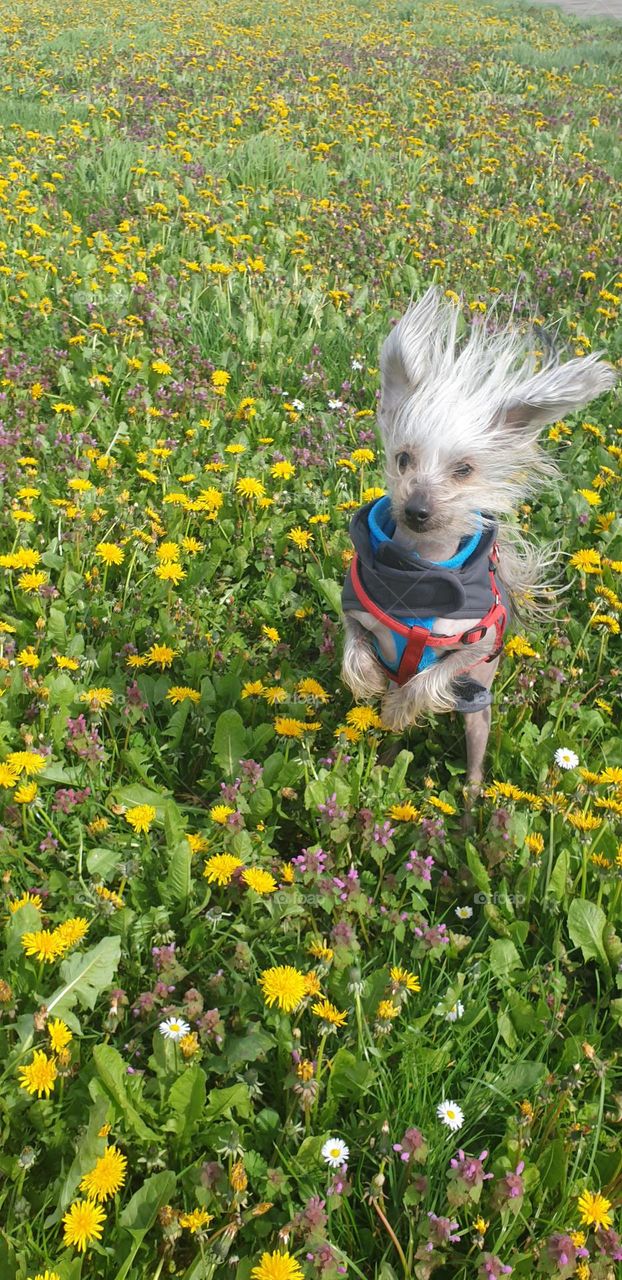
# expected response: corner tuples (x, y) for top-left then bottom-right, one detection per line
(56, 1097), (109, 1214)
(567, 899), (610, 974)
(117, 1170), (176, 1280)
(165, 1065), (206, 1142)
(490, 938), (521, 979)
(223, 1022), (276, 1069)
(539, 1137), (566, 1192)
(492, 1060), (547, 1096)
(160, 839), (192, 910)
(465, 840), (491, 897)
(309, 574), (342, 616)
(46, 936), (121, 1020)
(205, 1082), (251, 1123)
(213, 708), (248, 775)
(326, 1048), (372, 1103)
(92, 1044), (157, 1140)
(86, 846), (121, 879)
(497, 1008), (518, 1050)
(548, 848), (570, 901)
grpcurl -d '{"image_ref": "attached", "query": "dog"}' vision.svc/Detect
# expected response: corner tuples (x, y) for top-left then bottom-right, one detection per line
(341, 287), (617, 797)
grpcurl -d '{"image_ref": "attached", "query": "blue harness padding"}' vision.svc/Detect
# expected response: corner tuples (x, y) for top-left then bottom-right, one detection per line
(366, 498), (483, 673)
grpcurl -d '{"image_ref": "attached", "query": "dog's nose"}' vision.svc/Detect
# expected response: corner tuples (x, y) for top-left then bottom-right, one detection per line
(405, 498), (431, 526)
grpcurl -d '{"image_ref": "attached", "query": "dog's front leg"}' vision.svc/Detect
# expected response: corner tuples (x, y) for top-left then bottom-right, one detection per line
(461, 654), (500, 804)
(341, 614), (389, 701)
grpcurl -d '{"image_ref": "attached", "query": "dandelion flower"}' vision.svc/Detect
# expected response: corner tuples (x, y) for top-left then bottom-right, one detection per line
(555, 747), (579, 770)
(288, 527), (313, 550)
(321, 1137), (350, 1168)
(155, 561), (186, 584)
(22, 930), (64, 963)
(18, 1049), (58, 1098)
(297, 678), (329, 703)
(209, 804), (235, 825)
(81, 687), (114, 709)
(166, 686), (201, 704)
(15, 781), (38, 804)
(0, 764), (18, 788)
(203, 853), (242, 884)
(390, 966), (420, 992)
(48, 1018), (72, 1053)
(346, 706), (383, 731)
(388, 802), (421, 821)
(179, 1208), (214, 1232)
(151, 359), (172, 375)
(437, 1100), (464, 1131)
(54, 917), (89, 948)
(250, 1251), (304, 1280)
(9, 891), (43, 912)
(146, 644), (177, 668)
(80, 1146), (128, 1202)
(274, 717), (308, 738)
(577, 1189), (613, 1230)
(125, 804), (156, 834)
(259, 965), (307, 1013)
(6, 751), (47, 776)
(95, 543), (124, 566)
(236, 477), (266, 500)
(243, 868), (277, 894)
(159, 1016), (191, 1041)
(311, 998), (347, 1027)
(62, 1198), (106, 1252)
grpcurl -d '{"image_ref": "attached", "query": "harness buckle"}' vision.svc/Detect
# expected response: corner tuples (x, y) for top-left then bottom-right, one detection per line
(461, 623), (488, 645)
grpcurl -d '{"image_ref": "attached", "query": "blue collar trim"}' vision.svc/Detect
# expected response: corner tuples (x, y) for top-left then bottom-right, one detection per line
(367, 496), (482, 568)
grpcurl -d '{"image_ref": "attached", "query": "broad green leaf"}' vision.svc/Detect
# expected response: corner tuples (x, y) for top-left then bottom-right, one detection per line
(312, 575), (342, 616)
(465, 840), (491, 897)
(205, 1082), (251, 1123)
(160, 839), (192, 910)
(213, 708), (247, 775)
(223, 1022), (276, 1069)
(86, 846), (122, 878)
(567, 899), (610, 974)
(490, 938), (521, 979)
(55, 1097), (110, 1214)
(548, 848), (570, 901)
(326, 1048), (373, 1103)
(92, 1044), (157, 1141)
(117, 1171), (176, 1280)
(44, 937), (121, 1023)
(492, 1060), (546, 1096)
(165, 1065), (206, 1142)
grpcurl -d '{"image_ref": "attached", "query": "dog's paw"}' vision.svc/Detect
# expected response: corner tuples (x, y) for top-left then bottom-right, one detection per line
(380, 688), (408, 732)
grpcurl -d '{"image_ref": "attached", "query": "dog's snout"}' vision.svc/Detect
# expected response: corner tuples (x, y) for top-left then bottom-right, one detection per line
(404, 496), (431, 526)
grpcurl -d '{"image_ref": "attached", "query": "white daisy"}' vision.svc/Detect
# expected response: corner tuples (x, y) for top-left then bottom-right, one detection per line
(321, 1137), (349, 1168)
(159, 1016), (191, 1041)
(455, 905), (473, 920)
(351, 359), (364, 370)
(291, 398), (305, 411)
(328, 398), (344, 410)
(437, 1100), (464, 1131)
(554, 747), (579, 770)
(446, 1001), (465, 1023)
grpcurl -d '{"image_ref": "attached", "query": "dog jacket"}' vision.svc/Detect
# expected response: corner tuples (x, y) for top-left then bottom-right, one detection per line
(342, 497), (509, 693)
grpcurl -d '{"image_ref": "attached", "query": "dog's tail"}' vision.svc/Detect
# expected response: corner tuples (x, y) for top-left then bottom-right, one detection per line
(495, 523), (567, 625)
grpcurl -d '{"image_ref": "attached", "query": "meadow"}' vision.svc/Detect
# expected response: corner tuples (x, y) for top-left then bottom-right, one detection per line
(0, 0), (621, 1277)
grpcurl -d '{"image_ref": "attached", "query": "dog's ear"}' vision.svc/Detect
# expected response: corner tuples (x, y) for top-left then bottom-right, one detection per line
(379, 287), (445, 427)
(497, 353), (617, 439)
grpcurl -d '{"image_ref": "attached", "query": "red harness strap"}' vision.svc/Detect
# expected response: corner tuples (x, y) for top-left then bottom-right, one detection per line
(349, 548), (507, 687)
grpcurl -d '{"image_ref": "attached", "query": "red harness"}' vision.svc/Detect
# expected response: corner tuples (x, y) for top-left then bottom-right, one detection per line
(349, 541), (508, 687)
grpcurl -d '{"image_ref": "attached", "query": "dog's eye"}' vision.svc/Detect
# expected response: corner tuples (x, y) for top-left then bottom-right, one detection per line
(396, 451), (410, 474)
(453, 462), (473, 479)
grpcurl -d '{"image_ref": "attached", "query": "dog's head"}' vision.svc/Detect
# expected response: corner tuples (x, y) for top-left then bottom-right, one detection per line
(378, 287), (617, 544)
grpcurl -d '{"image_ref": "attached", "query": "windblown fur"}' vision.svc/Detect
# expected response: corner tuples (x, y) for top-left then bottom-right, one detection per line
(341, 287), (617, 776)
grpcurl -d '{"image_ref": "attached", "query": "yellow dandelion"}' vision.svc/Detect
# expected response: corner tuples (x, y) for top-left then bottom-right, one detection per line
(274, 717), (307, 738)
(577, 1189), (613, 1230)
(17, 647), (40, 669)
(427, 796), (456, 815)
(95, 542), (124, 566)
(390, 966), (421, 992)
(271, 461), (296, 480)
(9, 891), (43, 912)
(388, 802), (421, 821)
(568, 549), (601, 574)
(166, 686), (201, 704)
(251, 1251), (304, 1280)
(123, 802), (156, 835)
(155, 561), (186, 584)
(308, 940), (334, 963)
(203, 854), (243, 885)
(236, 477), (266, 500)
(209, 804), (235, 825)
(146, 644), (177, 668)
(297, 678), (329, 703)
(259, 966), (307, 1013)
(288, 527), (313, 550)
(345, 706), (383, 731)
(525, 833), (545, 856)
(15, 781), (38, 804)
(19, 571), (48, 593)
(311, 998), (347, 1027)
(62, 1198), (106, 1252)
(0, 764), (19, 788)
(55, 655), (80, 671)
(22, 930), (64, 963)
(18, 1049), (58, 1098)
(151, 359), (172, 375)
(242, 680), (266, 698)
(54, 917), (89, 948)
(377, 1000), (400, 1020)
(262, 625), (280, 643)
(6, 751), (47, 776)
(179, 1208), (214, 1232)
(504, 635), (537, 658)
(243, 867), (277, 894)
(48, 1018), (72, 1053)
(80, 1145), (128, 1202)
(81, 687), (114, 709)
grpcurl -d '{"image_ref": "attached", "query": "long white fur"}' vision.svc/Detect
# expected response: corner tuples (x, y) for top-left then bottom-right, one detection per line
(342, 287), (618, 749)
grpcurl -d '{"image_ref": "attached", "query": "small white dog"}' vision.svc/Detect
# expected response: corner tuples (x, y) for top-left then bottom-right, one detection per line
(341, 288), (617, 794)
